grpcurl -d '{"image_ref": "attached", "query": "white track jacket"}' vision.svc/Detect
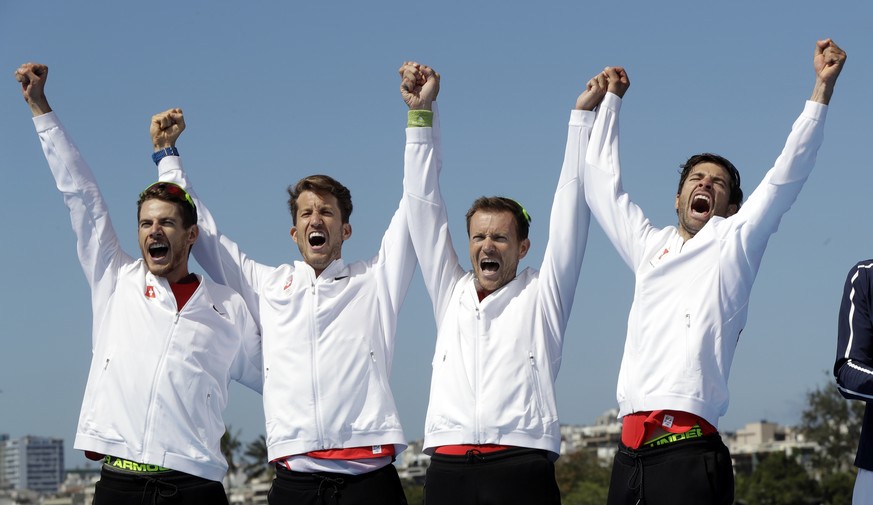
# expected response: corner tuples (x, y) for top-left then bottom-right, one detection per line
(585, 93), (827, 426)
(158, 157), (416, 463)
(34, 112), (263, 482)
(403, 107), (593, 457)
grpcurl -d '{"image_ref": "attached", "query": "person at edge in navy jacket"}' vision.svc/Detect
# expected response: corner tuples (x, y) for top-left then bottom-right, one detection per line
(836, 260), (873, 504)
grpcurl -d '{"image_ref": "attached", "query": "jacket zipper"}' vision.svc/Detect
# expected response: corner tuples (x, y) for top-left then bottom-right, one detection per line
(474, 304), (481, 444)
(684, 311), (692, 371)
(143, 281), (201, 456)
(529, 351), (545, 415)
(309, 279), (325, 448)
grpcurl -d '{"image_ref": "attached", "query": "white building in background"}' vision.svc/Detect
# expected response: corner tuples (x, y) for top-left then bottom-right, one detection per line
(560, 408), (622, 461)
(557, 413), (819, 478)
(395, 439), (429, 484)
(0, 434), (7, 490)
(0, 435), (65, 493)
(722, 420), (819, 475)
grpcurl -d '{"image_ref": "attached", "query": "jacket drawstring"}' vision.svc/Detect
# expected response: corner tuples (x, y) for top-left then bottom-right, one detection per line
(139, 475), (179, 505)
(620, 445), (645, 505)
(315, 474), (344, 503)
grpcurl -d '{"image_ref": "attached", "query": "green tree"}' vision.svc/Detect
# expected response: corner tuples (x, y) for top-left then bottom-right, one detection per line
(402, 481), (424, 505)
(795, 376), (862, 503)
(242, 434), (274, 481)
(819, 470), (856, 505)
(221, 425), (242, 475)
(736, 452), (820, 505)
(555, 448), (611, 505)
(800, 375), (864, 474)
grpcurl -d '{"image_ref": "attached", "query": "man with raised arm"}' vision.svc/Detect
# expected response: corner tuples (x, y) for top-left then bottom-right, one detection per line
(150, 76), (428, 503)
(583, 40), (846, 504)
(15, 63), (262, 504)
(401, 61), (605, 504)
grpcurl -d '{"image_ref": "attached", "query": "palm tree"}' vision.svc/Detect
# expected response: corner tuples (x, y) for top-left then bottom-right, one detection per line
(243, 435), (274, 481)
(221, 425), (242, 488)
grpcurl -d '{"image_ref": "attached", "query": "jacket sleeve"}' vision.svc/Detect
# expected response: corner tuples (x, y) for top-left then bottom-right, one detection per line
(34, 112), (133, 345)
(157, 156), (269, 326)
(228, 293), (265, 395)
(731, 101), (828, 271)
(403, 104), (465, 324)
(368, 154), (418, 354)
(835, 261), (873, 402)
(584, 93), (658, 271)
(537, 109), (594, 363)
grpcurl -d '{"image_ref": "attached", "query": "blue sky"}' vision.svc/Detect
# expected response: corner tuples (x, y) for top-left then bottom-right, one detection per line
(1, 1), (870, 469)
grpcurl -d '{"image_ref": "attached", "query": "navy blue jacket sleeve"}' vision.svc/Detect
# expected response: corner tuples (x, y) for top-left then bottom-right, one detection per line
(835, 260), (873, 401)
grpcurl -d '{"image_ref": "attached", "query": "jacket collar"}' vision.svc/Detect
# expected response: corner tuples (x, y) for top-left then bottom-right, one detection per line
(294, 258), (348, 283)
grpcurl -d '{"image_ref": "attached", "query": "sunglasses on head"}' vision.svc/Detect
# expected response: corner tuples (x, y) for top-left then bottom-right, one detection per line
(140, 182), (196, 212)
(511, 199), (532, 223)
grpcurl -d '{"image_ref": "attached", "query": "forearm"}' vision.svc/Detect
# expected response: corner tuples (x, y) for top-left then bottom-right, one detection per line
(837, 361), (873, 401)
(539, 110), (594, 333)
(35, 112), (122, 287)
(733, 101), (829, 256)
(584, 93), (649, 270)
(403, 118), (462, 319)
(761, 101), (827, 187)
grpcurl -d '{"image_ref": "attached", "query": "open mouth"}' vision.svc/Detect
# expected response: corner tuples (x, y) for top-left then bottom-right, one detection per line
(480, 259), (500, 273)
(148, 242), (169, 259)
(691, 194), (711, 215)
(308, 231), (326, 247)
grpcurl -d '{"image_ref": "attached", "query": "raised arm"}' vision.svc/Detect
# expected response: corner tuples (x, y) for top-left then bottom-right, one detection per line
(150, 109), (269, 322)
(536, 73), (605, 355)
(836, 262), (873, 402)
(400, 61), (463, 321)
(584, 66), (656, 270)
(148, 108), (264, 390)
(16, 63), (129, 327)
(732, 39), (846, 265)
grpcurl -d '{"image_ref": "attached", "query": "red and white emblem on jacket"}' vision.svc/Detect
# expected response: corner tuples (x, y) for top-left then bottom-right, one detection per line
(283, 276), (293, 290)
(144, 285), (156, 299)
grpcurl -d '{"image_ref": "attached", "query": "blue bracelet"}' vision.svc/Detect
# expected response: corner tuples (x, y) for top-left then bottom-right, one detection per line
(152, 147), (179, 165)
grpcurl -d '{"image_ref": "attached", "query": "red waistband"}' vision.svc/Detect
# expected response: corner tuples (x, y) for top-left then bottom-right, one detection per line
(621, 410), (717, 449)
(283, 445), (396, 462)
(434, 444), (513, 455)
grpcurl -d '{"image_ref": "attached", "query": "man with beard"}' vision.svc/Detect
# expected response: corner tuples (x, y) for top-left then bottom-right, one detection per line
(15, 62), (262, 504)
(149, 73), (429, 503)
(400, 61), (605, 504)
(583, 39), (846, 504)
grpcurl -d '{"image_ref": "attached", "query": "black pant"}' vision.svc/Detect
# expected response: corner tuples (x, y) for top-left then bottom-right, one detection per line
(424, 447), (561, 505)
(93, 466), (229, 504)
(607, 434), (734, 505)
(269, 463), (408, 505)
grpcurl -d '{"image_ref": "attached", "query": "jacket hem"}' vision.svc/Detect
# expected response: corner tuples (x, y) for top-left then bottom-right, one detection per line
(266, 432), (408, 463)
(74, 434), (227, 482)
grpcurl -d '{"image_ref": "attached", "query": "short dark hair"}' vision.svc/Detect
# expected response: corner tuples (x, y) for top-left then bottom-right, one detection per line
(287, 175), (353, 225)
(465, 196), (531, 240)
(677, 153), (743, 210)
(137, 182), (198, 228)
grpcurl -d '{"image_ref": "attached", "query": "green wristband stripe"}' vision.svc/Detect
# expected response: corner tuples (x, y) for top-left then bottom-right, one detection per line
(408, 110), (434, 128)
